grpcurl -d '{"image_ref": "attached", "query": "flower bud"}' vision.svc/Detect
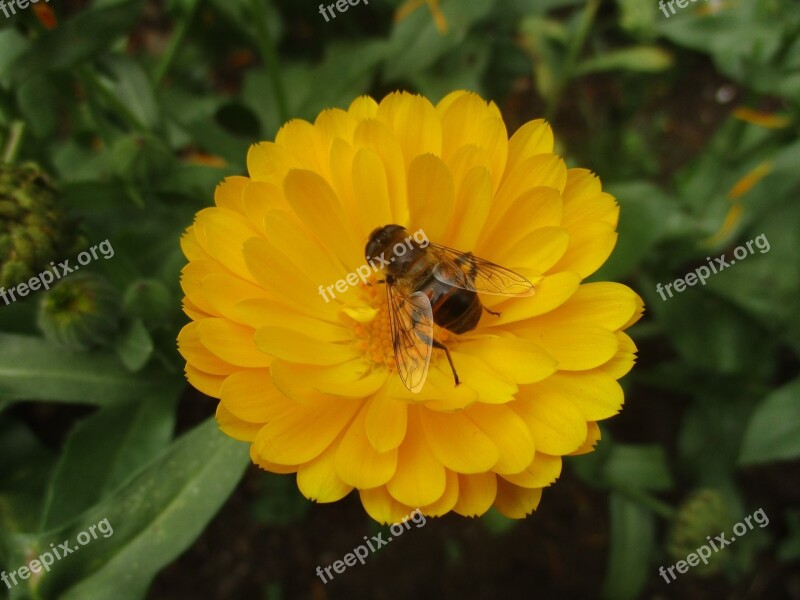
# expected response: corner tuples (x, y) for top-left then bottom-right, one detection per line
(37, 273), (122, 350)
(667, 489), (732, 575)
(0, 163), (80, 288)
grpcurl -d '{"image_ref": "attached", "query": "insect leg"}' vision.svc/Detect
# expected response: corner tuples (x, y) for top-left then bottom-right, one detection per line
(482, 305), (501, 317)
(431, 339), (461, 386)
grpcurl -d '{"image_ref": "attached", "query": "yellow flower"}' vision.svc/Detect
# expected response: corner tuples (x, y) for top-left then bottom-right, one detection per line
(178, 91), (643, 523)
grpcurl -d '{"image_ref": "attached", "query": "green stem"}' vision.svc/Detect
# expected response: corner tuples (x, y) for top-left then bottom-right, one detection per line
(154, 0), (203, 85)
(250, 0), (289, 124)
(546, 0), (601, 119)
(78, 66), (148, 134)
(618, 485), (676, 520)
(2, 121), (25, 164)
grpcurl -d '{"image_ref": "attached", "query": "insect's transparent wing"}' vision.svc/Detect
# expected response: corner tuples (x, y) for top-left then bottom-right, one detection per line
(428, 243), (535, 297)
(387, 283), (433, 393)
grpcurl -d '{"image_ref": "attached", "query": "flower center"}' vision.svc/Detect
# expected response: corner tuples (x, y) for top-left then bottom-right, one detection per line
(353, 281), (395, 370)
(352, 280), (451, 373)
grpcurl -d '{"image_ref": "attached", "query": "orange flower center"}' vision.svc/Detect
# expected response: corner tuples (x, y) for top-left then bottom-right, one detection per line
(352, 278), (451, 374)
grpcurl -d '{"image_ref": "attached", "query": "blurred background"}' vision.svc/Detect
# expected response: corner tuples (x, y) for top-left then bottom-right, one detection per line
(0, 0), (799, 598)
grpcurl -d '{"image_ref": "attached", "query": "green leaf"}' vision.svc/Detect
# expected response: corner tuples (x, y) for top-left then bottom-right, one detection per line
(39, 393), (179, 530)
(602, 445), (673, 492)
(293, 40), (390, 119)
(100, 54), (161, 131)
(5, 0), (146, 86)
(739, 378), (800, 465)
(382, 0), (495, 82)
(640, 280), (776, 377)
(6, 419), (249, 600)
(0, 333), (170, 405)
(592, 181), (690, 280)
(16, 74), (64, 138)
(575, 46), (673, 75)
(602, 493), (655, 600)
(0, 418), (56, 537)
(250, 472), (309, 527)
(114, 319), (155, 372)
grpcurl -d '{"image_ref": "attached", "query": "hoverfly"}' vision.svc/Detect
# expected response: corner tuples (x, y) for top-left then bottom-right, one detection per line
(365, 224), (535, 393)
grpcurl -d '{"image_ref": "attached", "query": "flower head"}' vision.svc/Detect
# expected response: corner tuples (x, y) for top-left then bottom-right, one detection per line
(178, 90), (643, 523)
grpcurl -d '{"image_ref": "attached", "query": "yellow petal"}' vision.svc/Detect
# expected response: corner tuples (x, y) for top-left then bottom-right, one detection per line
(419, 469), (459, 517)
(447, 351), (518, 404)
(254, 398), (361, 465)
(214, 176), (249, 214)
(551, 221), (617, 279)
(561, 168), (618, 228)
(527, 371), (624, 422)
(493, 479), (543, 519)
(505, 119), (554, 176)
(254, 327), (359, 366)
(353, 119), (407, 223)
(178, 321), (238, 375)
(376, 92), (442, 166)
(386, 408), (446, 506)
(596, 331), (638, 379)
(500, 453), (562, 488)
(247, 142), (300, 183)
(219, 369), (297, 423)
(419, 409), (499, 474)
(407, 154), (455, 242)
(452, 472), (497, 517)
(216, 403), (262, 442)
(348, 95), (379, 121)
(236, 298), (350, 339)
(569, 421), (602, 455)
(485, 272), (580, 326)
(510, 322), (617, 371)
(250, 446), (298, 474)
(438, 93), (508, 190)
(479, 187), (563, 257)
(335, 403), (398, 488)
(488, 154), (567, 232)
(242, 237), (339, 319)
(298, 436), (354, 503)
(359, 486), (412, 525)
(511, 393), (587, 455)
(464, 403), (535, 474)
(457, 336), (557, 385)
(365, 387), (409, 452)
(194, 207), (259, 284)
(283, 169), (363, 268)
(445, 165), (492, 250)
(197, 318), (270, 368)
(499, 227), (570, 274)
(185, 365), (226, 398)
(544, 282), (640, 331)
(352, 147), (394, 230)
(200, 272), (269, 324)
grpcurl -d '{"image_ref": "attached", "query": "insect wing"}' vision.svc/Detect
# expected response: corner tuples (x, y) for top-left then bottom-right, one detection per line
(387, 283), (433, 393)
(428, 243), (535, 297)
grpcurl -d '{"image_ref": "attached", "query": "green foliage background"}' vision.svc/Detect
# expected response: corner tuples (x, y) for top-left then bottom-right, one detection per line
(0, 0), (798, 598)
